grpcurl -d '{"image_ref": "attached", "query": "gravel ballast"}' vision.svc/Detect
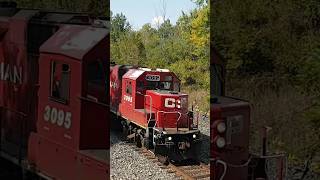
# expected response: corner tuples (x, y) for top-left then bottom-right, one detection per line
(195, 112), (210, 164)
(110, 131), (180, 180)
(110, 112), (210, 180)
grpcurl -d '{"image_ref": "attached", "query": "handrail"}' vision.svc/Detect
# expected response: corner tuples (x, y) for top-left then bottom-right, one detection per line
(78, 96), (109, 107)
(0, 106), (27, 117)
(144, 94), (152, 123)
(144, 94), (153, 145)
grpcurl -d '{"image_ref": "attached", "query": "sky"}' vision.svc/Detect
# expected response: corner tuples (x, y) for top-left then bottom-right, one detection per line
(111, 0), (197, 30)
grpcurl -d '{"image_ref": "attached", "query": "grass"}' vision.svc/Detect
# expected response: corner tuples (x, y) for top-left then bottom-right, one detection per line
(181, 86), (210, 115)
(226, 74), (320, 173)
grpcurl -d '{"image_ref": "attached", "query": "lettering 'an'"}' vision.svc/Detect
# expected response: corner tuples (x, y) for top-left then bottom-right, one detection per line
(0, 62), (22, 84)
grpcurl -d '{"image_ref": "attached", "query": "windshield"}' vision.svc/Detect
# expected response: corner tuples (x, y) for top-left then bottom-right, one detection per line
(211, 64), (223, 96)
(145, 81), (172, 90)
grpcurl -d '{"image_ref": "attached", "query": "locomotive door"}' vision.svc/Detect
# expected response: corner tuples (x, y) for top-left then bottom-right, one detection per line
(79, 58), (108, 149)
(135, 80), (144, 109)
(86, 59), (107, 102)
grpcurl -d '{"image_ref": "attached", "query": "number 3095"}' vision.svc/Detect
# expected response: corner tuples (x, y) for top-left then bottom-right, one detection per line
(44, 105), (72, 129)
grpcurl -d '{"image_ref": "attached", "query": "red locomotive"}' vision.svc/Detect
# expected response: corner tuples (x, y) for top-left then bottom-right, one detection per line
(211, 47), (286, 180)
(211, 47), (251, 180)
(110, 64), (201, 162)
(0, 2), (109, 180)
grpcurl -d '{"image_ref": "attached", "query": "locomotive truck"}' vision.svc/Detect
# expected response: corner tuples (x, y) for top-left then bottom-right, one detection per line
(211, 46), (286, 180)
(0, 2), (109, 179)
(110, 64), (201, 162)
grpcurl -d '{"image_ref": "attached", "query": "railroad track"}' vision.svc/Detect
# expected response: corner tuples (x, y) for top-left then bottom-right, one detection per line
(130, 144), (210, 180)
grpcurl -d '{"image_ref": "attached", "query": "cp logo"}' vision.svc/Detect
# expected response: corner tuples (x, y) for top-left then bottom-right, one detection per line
(164, 98), (181, 109)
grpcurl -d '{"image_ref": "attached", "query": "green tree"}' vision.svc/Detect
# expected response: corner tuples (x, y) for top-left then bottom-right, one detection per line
(111, 13), (131, 42)
(111, 1), (210, 111)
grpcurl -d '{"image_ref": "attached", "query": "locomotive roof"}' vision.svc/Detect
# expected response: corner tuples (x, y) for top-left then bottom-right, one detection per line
(123, 69), (145, 80)
(123, 68), (177, 80)
(40, 24), (109, 60)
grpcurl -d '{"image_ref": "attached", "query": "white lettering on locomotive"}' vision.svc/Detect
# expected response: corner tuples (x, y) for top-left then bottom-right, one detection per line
(145, 74), (160, 81)
(164, 98), (181, 109)
(123, 95), (132, 102)
(0, 62), (22, 84)
(110, 81), (118, 89)
(44, 105), (72, 129)
(176, 100), (181, 108)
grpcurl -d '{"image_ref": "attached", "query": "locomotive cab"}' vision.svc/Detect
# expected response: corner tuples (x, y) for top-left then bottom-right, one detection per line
(110, 64), (136, 113)
(211, 47), (250, 180)
(28, 23), (110, 179)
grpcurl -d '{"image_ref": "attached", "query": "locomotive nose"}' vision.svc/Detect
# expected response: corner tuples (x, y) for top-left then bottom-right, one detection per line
(163, 95), (188, 111)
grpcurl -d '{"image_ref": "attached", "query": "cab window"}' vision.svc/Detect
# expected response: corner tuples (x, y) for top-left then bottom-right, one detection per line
(88, 60), (104, 86)
(173, 82), (180, 92)
(145, 81), (172, 90)
(126, 81), (132, 95)
(137, 81), (144, 90)
(50, 61), (70, 103)
(161, 82), (171, 90)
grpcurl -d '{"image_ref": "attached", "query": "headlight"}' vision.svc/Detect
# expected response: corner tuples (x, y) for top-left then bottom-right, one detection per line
(192, 134), (197, 139)
(168, 136), (172, 141)
(217, 122), (226, 133)
(216, 137), (226, 148)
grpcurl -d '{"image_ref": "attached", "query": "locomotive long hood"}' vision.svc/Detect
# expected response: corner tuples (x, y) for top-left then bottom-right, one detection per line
(40, 25), (110, 60)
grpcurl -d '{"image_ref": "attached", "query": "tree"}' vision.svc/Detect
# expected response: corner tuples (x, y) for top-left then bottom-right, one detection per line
(111, 13), (131, 42)
(110, 1), (210, 111)
(212, 0), (320, 173)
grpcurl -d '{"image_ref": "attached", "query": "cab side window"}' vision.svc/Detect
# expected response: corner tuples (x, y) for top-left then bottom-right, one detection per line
(173, 82), (180, 92)
(126, 81), (132, 95)
(137, 81), (144, 90)
(88, 60), (104, 86)
(50, 61), (70, 103)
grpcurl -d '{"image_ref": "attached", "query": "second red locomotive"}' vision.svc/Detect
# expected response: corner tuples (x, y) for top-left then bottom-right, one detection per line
(110, 64), (201, 161)
(0, 3), (109, 180)
(211, 47), (287, 180)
